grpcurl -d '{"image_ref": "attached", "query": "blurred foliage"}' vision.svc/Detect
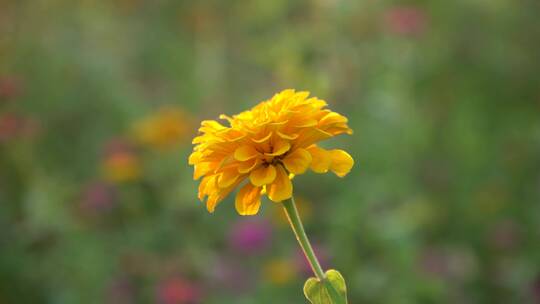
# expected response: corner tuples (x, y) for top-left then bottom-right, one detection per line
(1, 0), (540, 303)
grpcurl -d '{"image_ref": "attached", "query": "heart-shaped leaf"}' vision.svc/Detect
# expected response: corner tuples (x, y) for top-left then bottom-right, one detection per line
(303, 269), (348, 304)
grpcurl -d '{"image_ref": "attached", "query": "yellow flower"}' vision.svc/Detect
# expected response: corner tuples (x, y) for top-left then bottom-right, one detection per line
(263, 258), (297, 285)
(189, 89), (354, 215)
(133, 107), (190, 150)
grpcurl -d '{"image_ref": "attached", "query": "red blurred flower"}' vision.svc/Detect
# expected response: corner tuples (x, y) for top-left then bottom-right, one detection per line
(384, 6), (427, 36)
(101, 138), (142, 183)
(104, 138), (137, 157)
(156, 277), (201, 304)
(0, 76), (22, 100)
(0, 113), (38, 142)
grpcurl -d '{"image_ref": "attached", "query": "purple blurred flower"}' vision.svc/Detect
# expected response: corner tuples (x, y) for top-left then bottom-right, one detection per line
(384, 6), (427, 36)
(489, 220), (520, 251)
(208, 258), (253, 294)
(419, 247), (449, 276)
(228, 218), (272, 254)
(106, 277), (136, 304)
(156, 276), (201, 304)
(79, 181), (116, 214)
(295, 244), (330, 277)
(419, 246), (478, 281)
(532, 274), (540, 304)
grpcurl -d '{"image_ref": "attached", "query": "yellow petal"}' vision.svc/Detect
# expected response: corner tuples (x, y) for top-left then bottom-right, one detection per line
(234, 145), (260, 161)
(206, 179), (240, 213)
(294, 119), (318, 128)
(199, 120), (225, 132)
(265, 140), (290, 156)
(188, 151), (201, 165)
(206, 194), (220, 213)
(251, 132), (273, 143)
(193, 162), (213, 180)
(220, 128), (245, 141)
(276, 130), (299, 140)
(250, 165), (277, 187)
(219, 114), (234, 123)
(283, 148), (312, 175)
(235, 183), (262, 215)
(306, 145), (331, 173)
(198, 175), (212, 201)
(319, 112), (348, 127)
(238, 158), (260, 173)
(218, 168), (240, 188)
(268, 165), (293, 202)
(268, 120), (288, 127)
(329, 149), (354, 177)
(295, 128), (332, 148)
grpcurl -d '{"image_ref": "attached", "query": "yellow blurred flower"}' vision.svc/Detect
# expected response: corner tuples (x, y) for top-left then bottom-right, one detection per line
(262, 258), (297, 285)
(133, 107), (190, 150)
(102, 152), (141, 183)
(189, 89), (354, 215)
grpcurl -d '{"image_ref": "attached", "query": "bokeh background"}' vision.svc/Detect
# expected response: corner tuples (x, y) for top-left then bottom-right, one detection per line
(1, 0), (540, 303)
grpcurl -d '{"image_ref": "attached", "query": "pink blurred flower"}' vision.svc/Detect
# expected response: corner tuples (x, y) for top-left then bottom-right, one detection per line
(156, 277), (201, 304)
(228, 218), (272, 254)
(79, 181), (116, 214)
(295, 244), (330, 277)
(384, 6), (427, 36)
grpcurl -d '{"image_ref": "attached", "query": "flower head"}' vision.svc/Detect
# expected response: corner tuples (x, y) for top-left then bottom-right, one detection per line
(189, 89), (354, 215)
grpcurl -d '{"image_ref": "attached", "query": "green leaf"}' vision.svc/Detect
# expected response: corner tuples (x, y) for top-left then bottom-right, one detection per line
(303, 269), (348, 304)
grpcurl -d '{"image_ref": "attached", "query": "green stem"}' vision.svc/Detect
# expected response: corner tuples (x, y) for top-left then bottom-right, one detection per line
(282, 196), (326, 281)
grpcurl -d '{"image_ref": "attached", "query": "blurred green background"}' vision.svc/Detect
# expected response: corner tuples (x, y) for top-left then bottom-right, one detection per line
(1, 0), (540, 303)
